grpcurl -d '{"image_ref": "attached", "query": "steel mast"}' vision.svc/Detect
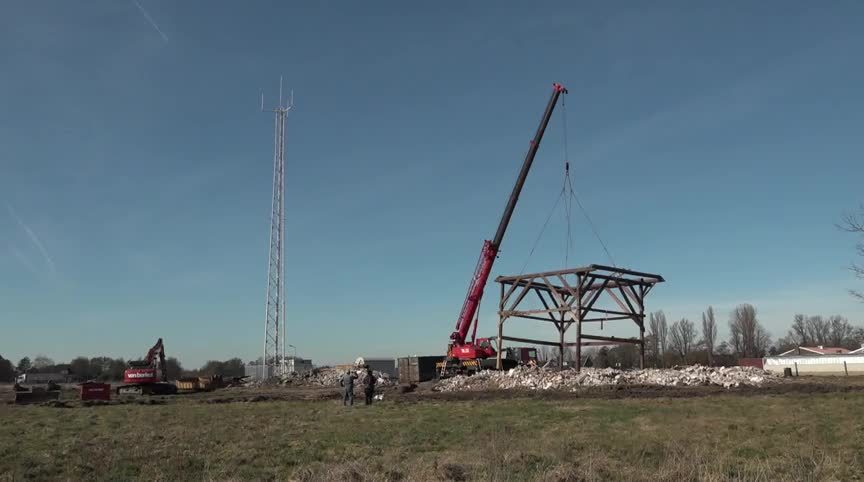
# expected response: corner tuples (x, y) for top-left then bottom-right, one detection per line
(262, 78), (293, 377)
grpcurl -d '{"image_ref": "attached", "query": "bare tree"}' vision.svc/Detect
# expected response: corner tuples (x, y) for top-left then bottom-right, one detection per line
(789, 314), (809, 346)
(851, 327), (864, 349)
(729, 304), (770, 358)
(784, 314), (853, 348)
(839, 205), (864, 301)
(805, 315), (831, 346)
(669, 318), (696, 363)
(828, 315), (854, 348)
(755, 325), (772, 357)
(701, 306), (718, 366)
(648, 311), (668, 367)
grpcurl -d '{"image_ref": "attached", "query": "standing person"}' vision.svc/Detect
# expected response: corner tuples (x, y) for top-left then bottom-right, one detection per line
(340, 370), (357, 406)
(364, 367), (376, 405)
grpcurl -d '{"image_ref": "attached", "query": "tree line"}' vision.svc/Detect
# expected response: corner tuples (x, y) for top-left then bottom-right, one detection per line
(0, 354), (247, 383)
(644, 304), (863, 367)
(535, 304), (864, 369)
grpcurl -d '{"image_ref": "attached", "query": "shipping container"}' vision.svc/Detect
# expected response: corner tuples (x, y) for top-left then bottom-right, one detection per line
(398, 356), (443, 384)
(362, 358), (398, 378)
(80, 382), (111, 401)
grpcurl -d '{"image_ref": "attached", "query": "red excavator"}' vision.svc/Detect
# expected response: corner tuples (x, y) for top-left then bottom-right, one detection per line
(440, 83), (567, 376)
(117, 338), (178, 395)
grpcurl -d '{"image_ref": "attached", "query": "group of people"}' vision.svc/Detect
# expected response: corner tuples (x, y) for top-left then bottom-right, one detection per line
(340, 366), (376, 406)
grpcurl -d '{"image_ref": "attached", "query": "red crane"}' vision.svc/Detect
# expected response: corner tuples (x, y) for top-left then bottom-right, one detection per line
(445, 83), (567, 371)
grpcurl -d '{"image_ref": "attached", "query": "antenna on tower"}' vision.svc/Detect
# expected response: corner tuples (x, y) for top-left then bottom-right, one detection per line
(261, 76), (294, 379)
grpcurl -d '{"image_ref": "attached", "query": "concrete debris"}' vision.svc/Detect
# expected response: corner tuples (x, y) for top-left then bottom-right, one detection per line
(245, 367), (395, 392)
(433, 365), (778, 392)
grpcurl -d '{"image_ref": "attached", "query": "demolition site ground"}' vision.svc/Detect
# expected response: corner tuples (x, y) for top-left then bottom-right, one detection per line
(2, 377), (864, 481)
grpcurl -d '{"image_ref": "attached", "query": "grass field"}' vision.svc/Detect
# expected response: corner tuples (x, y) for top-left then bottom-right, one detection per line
(2, 385), (864, 481)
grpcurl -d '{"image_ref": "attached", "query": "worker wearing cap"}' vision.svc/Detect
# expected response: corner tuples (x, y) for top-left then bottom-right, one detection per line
(340, 370), (357, 406)
(364, 367), (376, 405)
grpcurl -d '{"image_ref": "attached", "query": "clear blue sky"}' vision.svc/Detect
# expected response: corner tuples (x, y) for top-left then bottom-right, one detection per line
(1, 1), (863, 367)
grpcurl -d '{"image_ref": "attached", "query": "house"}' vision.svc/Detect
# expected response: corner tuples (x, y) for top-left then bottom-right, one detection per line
(777, 346), (850, 356)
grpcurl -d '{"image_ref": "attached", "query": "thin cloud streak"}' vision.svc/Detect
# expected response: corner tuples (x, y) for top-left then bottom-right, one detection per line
(132, 0), (169, 44)
(6, 203), (56, 276)
(9, 245), (43, 280)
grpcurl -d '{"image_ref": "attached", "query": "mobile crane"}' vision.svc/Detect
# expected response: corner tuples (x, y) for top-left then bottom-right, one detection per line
(117, 338), (178, 395)
(441, 83), (567, 376)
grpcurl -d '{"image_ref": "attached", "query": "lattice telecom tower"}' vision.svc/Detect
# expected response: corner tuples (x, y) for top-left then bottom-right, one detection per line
(262, 79), (293, 377)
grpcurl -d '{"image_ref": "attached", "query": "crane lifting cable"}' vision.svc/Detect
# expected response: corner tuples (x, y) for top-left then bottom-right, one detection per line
(518, 186), (565, 275)
(566, 174), (617, 268)
(561, 94), (574, 268)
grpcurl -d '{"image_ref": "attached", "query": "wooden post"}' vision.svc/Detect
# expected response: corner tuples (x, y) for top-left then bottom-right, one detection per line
(575, 275), (582, 372)
(496, 282), (504, 370)
(844, 360), (848, 376)
(638, 286), (645, 369)
(794, 362), (799, 377)
(558, 322), (565, 371)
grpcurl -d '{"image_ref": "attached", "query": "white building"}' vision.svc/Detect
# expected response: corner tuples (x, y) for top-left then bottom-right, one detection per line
(286, 356), (313, 374)
(764, 345), (864, 376)
(244, 357), (314, 379)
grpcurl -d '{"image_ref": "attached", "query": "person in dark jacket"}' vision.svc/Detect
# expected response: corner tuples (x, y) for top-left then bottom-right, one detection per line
(340, 370), (357, 406)
(364, 367), (376, 405)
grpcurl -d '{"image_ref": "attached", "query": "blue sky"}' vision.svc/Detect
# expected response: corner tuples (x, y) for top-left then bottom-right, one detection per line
(1, 1), (863, 367)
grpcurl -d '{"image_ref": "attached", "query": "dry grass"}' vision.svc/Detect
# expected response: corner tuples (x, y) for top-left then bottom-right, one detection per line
(1, 389), (863, 481)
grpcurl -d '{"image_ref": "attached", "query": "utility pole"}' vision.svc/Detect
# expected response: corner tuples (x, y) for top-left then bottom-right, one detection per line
(262, 77), (293, 378)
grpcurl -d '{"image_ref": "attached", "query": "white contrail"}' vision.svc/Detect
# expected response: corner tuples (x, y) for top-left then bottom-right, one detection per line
(9, 245), (42, 280)
(6, 203), (56, 276)
(132, 0), (169, 43)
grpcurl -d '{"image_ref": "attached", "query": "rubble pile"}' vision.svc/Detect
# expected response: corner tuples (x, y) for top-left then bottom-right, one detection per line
(434, 365), (777, 392)
(276, 367), (395, 390)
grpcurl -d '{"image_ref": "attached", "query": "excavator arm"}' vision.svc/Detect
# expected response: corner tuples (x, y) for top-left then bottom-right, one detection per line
(143, 338), (168, 381)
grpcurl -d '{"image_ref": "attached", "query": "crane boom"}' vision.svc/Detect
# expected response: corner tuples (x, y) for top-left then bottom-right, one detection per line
(448, 83), (567, 355)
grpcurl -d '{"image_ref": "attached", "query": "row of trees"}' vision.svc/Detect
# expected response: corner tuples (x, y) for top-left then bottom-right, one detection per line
(646, 305), (864, 367)
(183, 358), (245, 378)
(533, 304), (863, 370)
(777, 315), (864, 350)
(646, 304), (773, 366)
(1, 355), (247, 382)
